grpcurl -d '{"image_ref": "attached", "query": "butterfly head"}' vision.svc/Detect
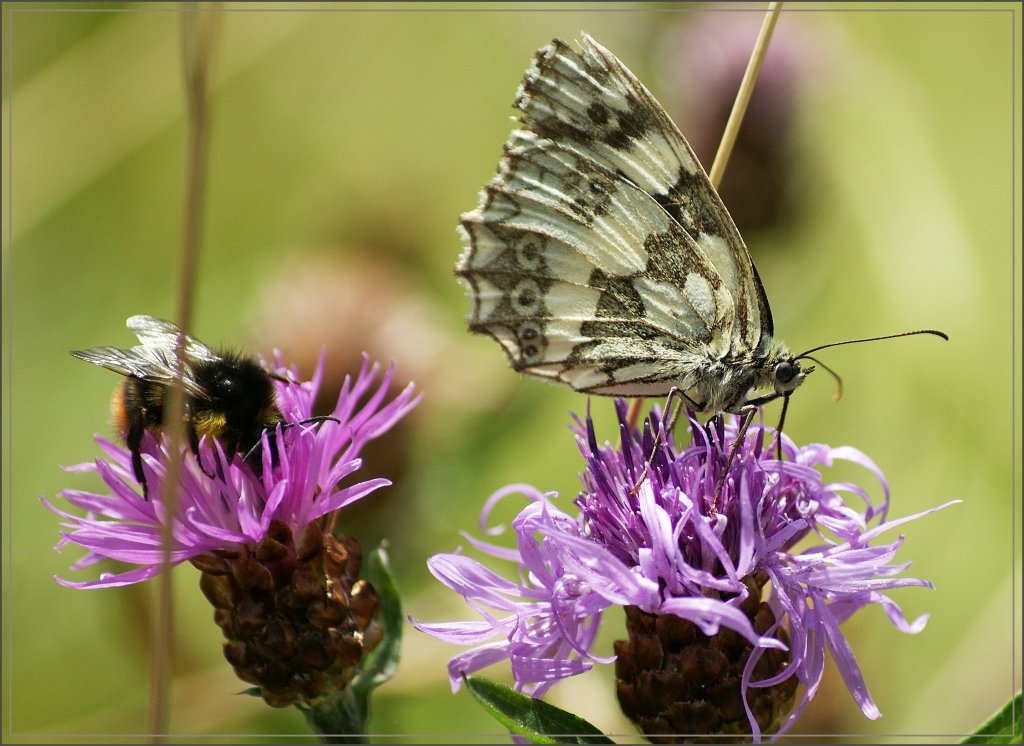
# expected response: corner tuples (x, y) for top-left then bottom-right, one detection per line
(770, 355), (814, 400)
(740, 346), (814, 411)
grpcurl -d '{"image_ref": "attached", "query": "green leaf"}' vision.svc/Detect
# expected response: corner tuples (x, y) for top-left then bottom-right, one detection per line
(960, 691), (1022, 744)
(464, 675), (613, 744)
(351, 541), (404, 701)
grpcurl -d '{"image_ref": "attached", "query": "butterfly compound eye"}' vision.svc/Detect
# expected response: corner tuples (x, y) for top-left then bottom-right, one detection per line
(775, 360), (798, 384)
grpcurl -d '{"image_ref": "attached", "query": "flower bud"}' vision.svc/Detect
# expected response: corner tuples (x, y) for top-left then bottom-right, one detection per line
(193, 520), (382, 707)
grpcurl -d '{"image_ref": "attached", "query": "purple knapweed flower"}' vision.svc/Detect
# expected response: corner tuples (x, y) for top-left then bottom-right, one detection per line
(414, 400), (956, 741)
(46, 352), (419, 707)
(45, 352), (418, 588)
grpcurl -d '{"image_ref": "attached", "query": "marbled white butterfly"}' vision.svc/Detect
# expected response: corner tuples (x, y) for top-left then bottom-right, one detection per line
(456, 34), (943, 418)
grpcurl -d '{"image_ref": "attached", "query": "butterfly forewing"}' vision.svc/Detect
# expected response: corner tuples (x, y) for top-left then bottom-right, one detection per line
(457, 34), (785, 409)
(517, 35), (770, 346)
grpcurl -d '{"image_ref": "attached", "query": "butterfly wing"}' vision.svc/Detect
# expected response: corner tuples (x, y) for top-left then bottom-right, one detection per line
(516, 34), (773, 350)
(71, 315), (217, 399)
(457, 34), (772, 398)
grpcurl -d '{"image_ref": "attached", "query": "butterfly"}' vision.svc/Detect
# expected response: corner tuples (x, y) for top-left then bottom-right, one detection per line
(456, 33), (810, 419)
(456, 34), (945, 429)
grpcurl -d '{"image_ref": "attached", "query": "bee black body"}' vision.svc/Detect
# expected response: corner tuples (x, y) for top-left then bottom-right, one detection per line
(74, 316), (284, 497)
(115, 355), (282, 486)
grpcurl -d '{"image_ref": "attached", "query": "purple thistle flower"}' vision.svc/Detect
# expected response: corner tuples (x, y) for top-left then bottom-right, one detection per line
(413, 400), (956, 740)
(47, 351), (419, 707)
(45, 352), (420, 590)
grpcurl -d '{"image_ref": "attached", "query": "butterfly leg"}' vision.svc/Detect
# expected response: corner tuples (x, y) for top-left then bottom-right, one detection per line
(774, 395), (790, 460)
(742, 390), (790, 460)
(628, 388), (703, 496)
(710, 406), (757, 515)
(660, 387), (691, 435)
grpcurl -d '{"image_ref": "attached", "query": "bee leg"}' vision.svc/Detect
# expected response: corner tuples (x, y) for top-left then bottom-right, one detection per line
(262, 428), (280, 474)
(125, 418), (149, 500)
(243, 428), (277, 480)
(189, 427), (219, 480)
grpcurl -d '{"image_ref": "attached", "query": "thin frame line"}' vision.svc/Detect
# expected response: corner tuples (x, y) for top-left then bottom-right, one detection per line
(6, 2), (1015, 740)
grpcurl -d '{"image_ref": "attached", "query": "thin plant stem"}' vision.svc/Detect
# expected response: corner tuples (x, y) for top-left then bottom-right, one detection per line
(626, 1), (783, 432)
(708, 2), (783, 190)
(146, 5), (221, 740)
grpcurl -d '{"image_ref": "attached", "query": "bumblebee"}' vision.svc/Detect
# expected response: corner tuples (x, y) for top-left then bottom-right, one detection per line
(72, 315), (285, 497)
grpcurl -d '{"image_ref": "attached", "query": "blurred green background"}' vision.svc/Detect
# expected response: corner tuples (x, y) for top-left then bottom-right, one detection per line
(2, 2), (1020, 743)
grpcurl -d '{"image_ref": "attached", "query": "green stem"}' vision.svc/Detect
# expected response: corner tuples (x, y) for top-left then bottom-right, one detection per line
(301, 689), (367, 744)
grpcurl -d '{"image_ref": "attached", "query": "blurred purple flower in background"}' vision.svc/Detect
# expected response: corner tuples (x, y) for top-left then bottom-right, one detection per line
(658, 14), (824, 234)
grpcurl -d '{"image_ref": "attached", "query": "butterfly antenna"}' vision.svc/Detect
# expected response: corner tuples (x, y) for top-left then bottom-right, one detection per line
(797, 329), (947, 358)
(795, 329), (945, 410)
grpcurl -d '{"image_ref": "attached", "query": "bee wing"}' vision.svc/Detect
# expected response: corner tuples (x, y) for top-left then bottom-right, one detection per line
(126, 315), (221, 364)
(70, 315), (218, 399)
(71, 345), (209, 399)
